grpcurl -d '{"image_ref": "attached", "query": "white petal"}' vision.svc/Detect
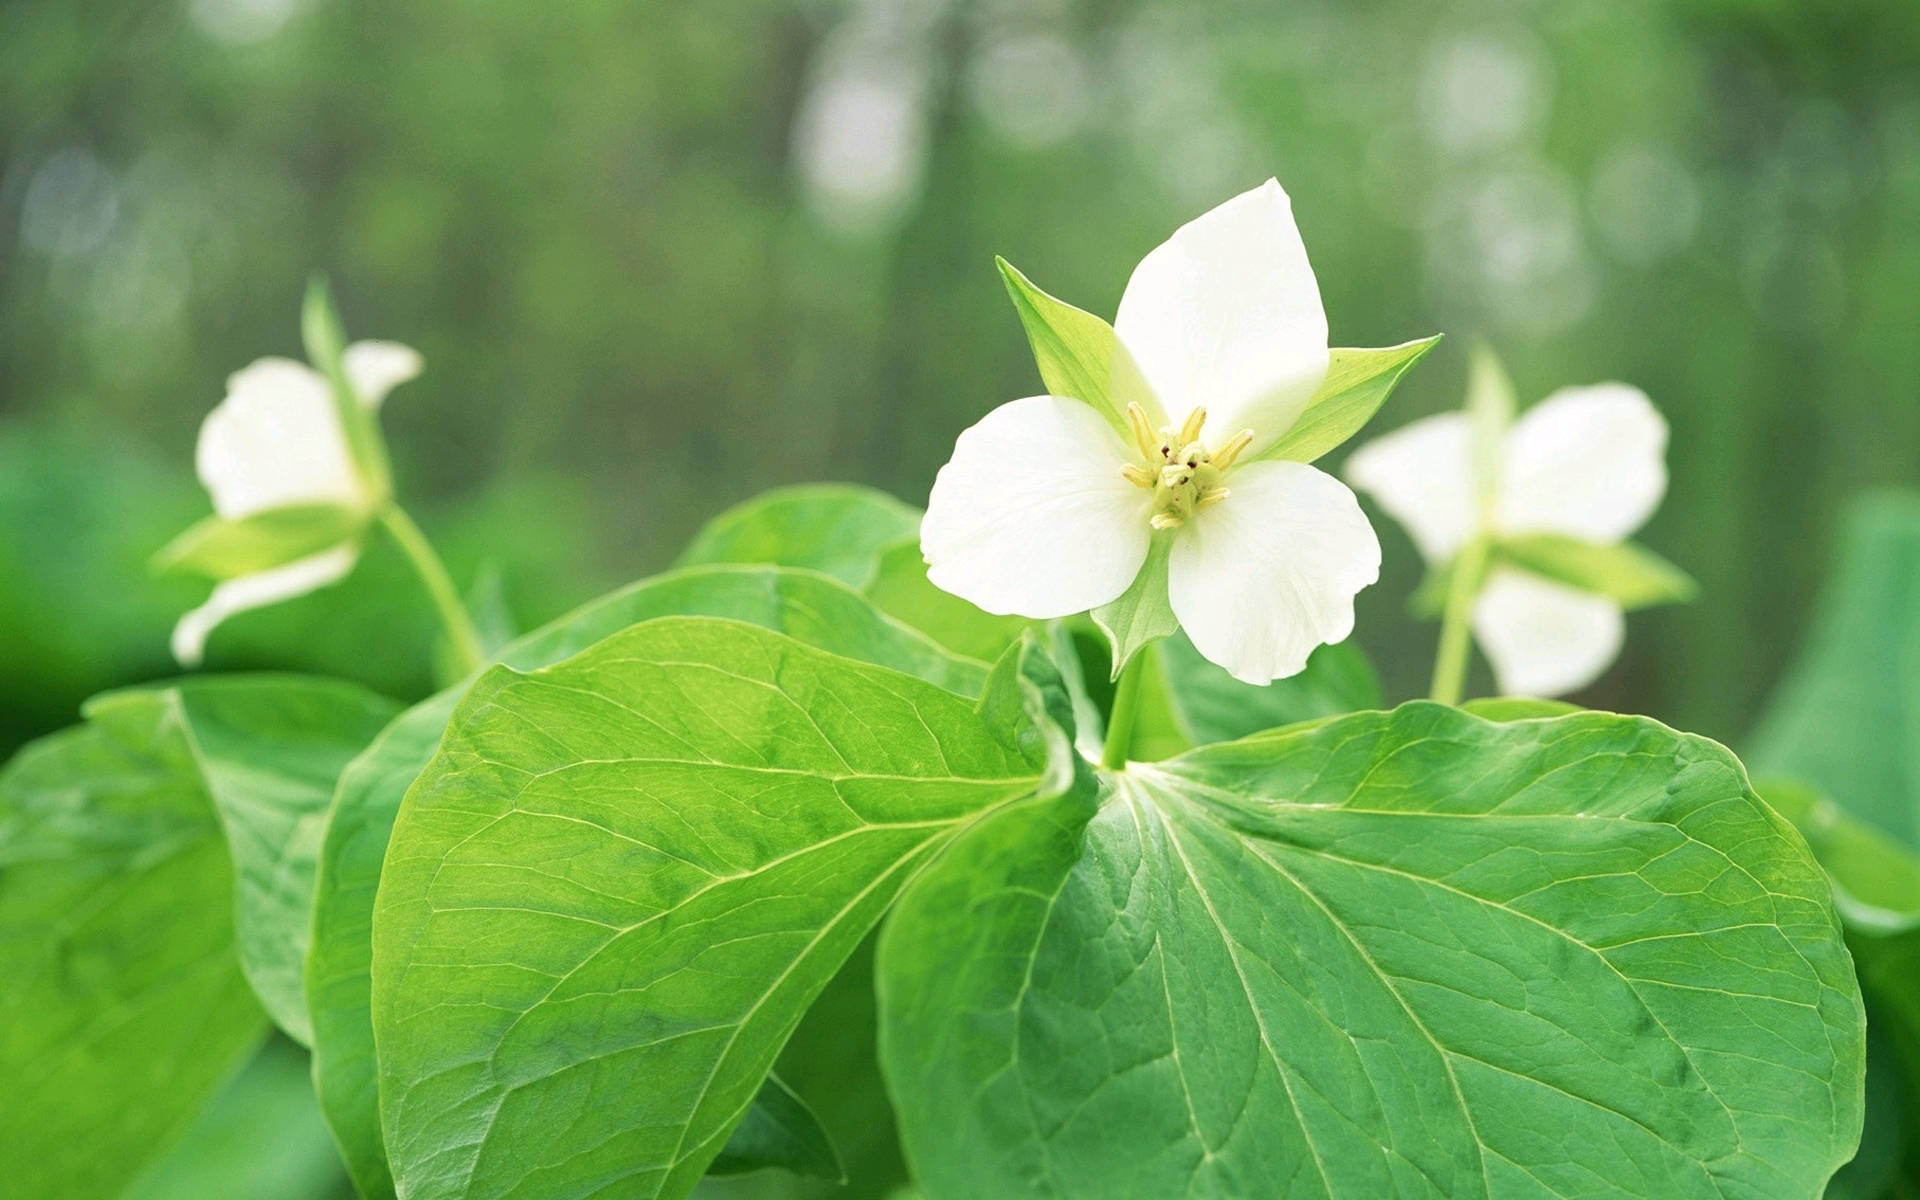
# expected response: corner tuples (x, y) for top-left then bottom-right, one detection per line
(170, 545), (360, 666)
(922, 396), (1153, 619)
(1472, 567), (1624, 698)
(196, 358), (364, 519)
(1114, 179), (1330, 451)
(344, 340), (423, 408)
(1167, 460), (1380, 685)
(1497, 383), (1667, 542)
(1343, 413), (1477, 563)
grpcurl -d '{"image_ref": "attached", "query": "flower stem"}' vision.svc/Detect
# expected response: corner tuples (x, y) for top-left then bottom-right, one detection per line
(378, 506), (486, 679)
(1101, 652), (1148, 770)
(1429, 535), (1489, 707)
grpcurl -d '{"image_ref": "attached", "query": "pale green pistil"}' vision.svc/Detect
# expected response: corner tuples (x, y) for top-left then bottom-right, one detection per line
(1122, 402), (1254, 530)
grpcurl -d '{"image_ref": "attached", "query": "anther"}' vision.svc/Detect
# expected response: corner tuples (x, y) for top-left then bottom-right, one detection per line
(1150, 512), (1185, 531)
(1196, 486), (1231, 510)
(1177, 407), (1208, 445)
(1121, 463), (1157, 488)
(1161, 465), (1193, 488)
(1125, 403), (1159, 462)
(1212, 429), (1256, 470)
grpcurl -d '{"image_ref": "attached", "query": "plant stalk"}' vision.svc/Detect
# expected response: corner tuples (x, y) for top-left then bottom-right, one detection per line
(1101, 652), (1148, 770)
(379, 505), (486, 678)
(1429, 535), (1489, 707)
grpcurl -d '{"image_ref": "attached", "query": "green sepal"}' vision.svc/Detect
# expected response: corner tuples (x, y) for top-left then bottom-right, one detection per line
(1497, 534), (1698, 610)
(1465, 343), (1517, 513)
(153, 503), (368, 580)
(1089, 534), (1177, 678)
(1258, 335), (1443, 463)
(301, 276), (392, 503)
(996, 257), (1158, 436)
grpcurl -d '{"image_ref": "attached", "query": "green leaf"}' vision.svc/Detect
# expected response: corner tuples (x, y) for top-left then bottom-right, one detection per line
(677, 484), (921, 588)
(155, 503), (369, 580)
(124, 676), (399, 1046)
(1759, 777), (1920, 929)
(863, 539), (1028, 662)
(302, 276), (392, 501)
(1258, 337), (1443, 464)
(996, 257), (1157, 437)
(371, 617), (1081, 1200)
(307, 565), (989, 1196)
(0, 697), (265, 1198)
(127, 1038), (351, 1200)
(1156, 633), (1381, 744)
(879, 703), (1865, 1198)
(1749, 492), (1920, 851)
(1090, 534), (1177, 677)
(708, 1074), (844, 1182)
(1497, 534), (1698, 610)
(1459, 696), (1583, 721)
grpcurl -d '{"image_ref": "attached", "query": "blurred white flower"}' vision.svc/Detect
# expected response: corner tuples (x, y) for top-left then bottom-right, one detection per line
(1347, 383), (1670, 697)
(169, 341), (420, 664)
(921, 179), (1381, 684)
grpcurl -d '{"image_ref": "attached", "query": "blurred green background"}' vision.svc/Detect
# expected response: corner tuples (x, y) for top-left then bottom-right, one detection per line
(4, 0), (1919, 754)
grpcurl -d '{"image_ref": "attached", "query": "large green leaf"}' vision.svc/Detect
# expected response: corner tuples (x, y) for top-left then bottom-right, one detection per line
(676, 485), (921, 589)
(127, 1037), (352, 1200)
(708, 1075), (843, 1182)
(675, 486), (1032, 667)
(1258, 337), (1443, 464)
(0, 695), (265, 1197)
(307, 565), (987, 1196)
(1155, 633), (1381, 744)
(880, 703), (1865, 1198)
(142, 676), (399, 1045)
(370, 619), (1078, 1200)
(1759, 777), (1920, 1198)
(861, 539), (1027, 663)
(1749, 493), (1920, 850)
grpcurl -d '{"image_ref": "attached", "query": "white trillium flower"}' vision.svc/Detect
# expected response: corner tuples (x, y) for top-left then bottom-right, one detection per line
(170, 342), (422, 665)
(921, 180), (1382, 684)
(1346, 383), (1670, 697)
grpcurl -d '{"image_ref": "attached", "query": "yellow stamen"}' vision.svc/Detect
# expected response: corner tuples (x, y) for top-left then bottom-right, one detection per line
(1121, 463), (1157, 488)
(1150, 511), (1185, 531)
(1196, 486), (1231, 510)
(1177, 407), (1208, 446)
(1161, 464), (1194, 489)
(1211, 429), (1256, 471)
(1125, 403), (1159, 462)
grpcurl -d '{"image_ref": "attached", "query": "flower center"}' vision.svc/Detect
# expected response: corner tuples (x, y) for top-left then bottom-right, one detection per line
(1121, 403), (1255, 530)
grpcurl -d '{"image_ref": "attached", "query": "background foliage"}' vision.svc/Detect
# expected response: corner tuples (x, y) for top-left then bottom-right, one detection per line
(4, 0), (1920, 748)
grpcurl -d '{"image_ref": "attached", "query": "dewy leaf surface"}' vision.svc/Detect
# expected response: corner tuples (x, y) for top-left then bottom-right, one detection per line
(308, 565), (987, 1196)
(371, 617), (1072, 1200)
(880, 702), (1864, 1199)
(0, 693), (265, 1198)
